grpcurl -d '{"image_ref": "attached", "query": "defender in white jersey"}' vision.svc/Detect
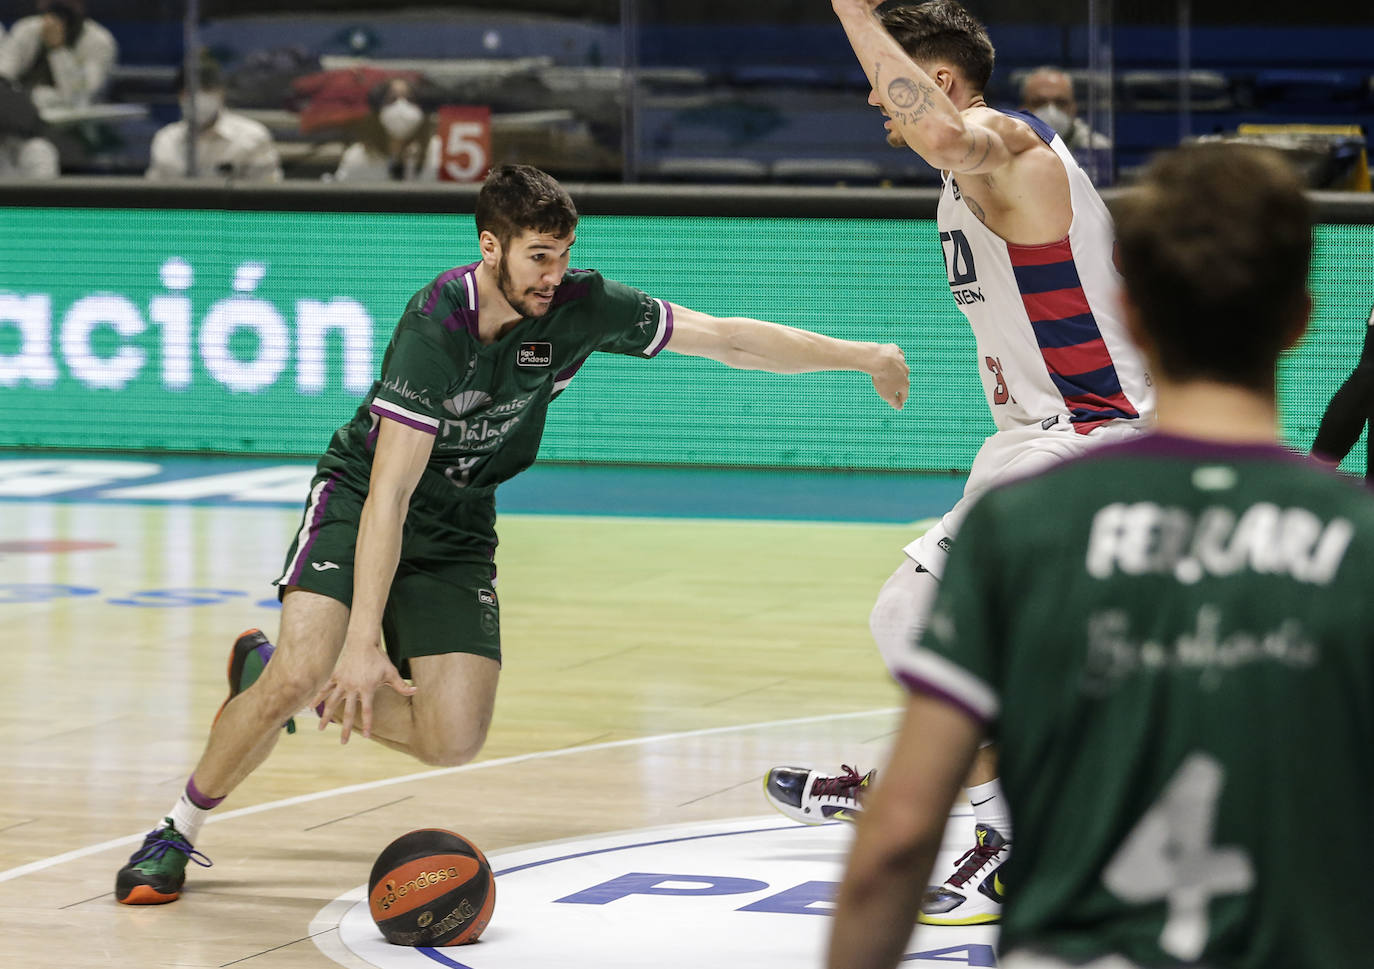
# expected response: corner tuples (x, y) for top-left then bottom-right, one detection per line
(911, 107), (1154, 582)
(764, 0), (1154, 925)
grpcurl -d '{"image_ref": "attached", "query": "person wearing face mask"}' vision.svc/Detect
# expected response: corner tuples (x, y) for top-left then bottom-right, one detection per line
(0, 0), (117, 177)
(146, 56), (282, 181)
(1019, 66), (1109, 157)
(333, 77), (440, 182)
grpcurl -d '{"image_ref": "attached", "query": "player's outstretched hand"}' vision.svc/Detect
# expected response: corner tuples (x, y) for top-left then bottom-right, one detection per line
(870, 343), (910, 409)
(312, 638), (417, 744)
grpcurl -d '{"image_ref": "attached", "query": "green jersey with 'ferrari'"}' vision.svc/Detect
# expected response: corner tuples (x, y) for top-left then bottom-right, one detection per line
(893, 433), (1374, 968)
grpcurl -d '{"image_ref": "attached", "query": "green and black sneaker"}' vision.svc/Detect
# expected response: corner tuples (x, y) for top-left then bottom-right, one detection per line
(216, 628), (295, 733)
(114, 818), (211, 905)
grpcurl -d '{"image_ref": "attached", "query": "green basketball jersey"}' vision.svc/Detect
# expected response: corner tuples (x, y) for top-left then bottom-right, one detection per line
(319, 263), (671, 498)
(894, 433), (1374, 967)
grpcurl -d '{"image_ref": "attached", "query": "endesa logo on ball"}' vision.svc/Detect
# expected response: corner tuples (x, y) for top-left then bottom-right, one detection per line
(319, 815), (999, 969)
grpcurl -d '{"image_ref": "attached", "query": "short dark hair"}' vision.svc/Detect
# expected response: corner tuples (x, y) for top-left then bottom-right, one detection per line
(39, 0), (84, 40)
(475, 165), (578, 247)
(175, 54), (224, 94)
(878, 0), (995, 92)
(1114, 143), (1312, 391)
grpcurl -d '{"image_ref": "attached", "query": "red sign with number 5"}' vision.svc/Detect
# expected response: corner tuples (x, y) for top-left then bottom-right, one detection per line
(437, 106), (492, 182)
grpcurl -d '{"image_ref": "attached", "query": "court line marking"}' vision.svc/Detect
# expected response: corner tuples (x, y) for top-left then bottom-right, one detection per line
(0, 706), (900, 885)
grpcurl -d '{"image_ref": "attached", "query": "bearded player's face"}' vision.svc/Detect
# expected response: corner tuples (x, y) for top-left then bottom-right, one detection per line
(496, 229), (575, 318)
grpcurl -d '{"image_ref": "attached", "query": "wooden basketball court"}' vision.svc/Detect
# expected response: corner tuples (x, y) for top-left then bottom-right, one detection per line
(0, 481), (917, 967)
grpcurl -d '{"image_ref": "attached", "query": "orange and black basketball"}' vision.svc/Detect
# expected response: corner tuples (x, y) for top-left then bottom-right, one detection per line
(368, 828), (495, 947)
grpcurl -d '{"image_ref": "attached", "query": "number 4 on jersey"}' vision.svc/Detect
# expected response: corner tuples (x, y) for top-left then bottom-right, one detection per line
(1102, 753), (1255, 962)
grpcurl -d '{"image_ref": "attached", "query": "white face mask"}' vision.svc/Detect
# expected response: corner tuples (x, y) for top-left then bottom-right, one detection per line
(180, 92), (223, 128)
(1029, 102), (1073, 139)
(379, 99), (424, 140)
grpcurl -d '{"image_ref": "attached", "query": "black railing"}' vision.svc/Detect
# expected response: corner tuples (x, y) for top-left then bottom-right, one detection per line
(2, 177), (1370, 222)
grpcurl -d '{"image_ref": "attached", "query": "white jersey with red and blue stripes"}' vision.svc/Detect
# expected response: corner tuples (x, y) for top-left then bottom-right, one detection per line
(936, 110), (1154, 435)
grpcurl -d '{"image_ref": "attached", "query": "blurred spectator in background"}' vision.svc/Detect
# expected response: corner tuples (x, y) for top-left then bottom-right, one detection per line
(0, 0), (116, 177)
(0, 73), (52, 176)
(333, 77), (438, 182)
(0, 0), (115, 110)
(1019, 66), (1109, 157)
(147, 56), (282, 181)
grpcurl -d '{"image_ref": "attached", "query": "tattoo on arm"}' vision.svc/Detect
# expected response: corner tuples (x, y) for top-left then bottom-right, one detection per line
(886, 77), (935, 125)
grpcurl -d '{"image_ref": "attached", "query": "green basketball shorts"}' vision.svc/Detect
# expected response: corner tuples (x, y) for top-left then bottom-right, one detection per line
(275, 468), (502, 671)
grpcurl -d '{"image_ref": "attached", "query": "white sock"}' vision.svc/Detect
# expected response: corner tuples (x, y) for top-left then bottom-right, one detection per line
(167, 792), (210, 846)
(967, 778), (1012, 839)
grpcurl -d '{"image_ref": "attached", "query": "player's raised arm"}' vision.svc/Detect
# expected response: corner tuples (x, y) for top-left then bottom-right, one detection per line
(832, 0), (1012, 174)
(663, 302), (909, 409)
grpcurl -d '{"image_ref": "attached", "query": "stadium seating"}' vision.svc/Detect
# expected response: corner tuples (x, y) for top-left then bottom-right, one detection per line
(76, 13), (1374, 184)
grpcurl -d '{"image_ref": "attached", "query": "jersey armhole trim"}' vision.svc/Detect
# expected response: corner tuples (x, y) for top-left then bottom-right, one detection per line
(895, 649), (999, 724)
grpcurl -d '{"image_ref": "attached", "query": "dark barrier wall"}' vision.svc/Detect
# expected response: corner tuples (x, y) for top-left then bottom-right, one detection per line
(3, 180), (1372, 474)
(22, 1), (1354, 25)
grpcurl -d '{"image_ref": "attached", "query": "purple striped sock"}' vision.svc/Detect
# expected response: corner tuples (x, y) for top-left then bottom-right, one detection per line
(185, 776), (225, 810)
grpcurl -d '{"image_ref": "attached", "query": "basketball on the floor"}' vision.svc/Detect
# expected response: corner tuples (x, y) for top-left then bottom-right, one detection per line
(368, 828), (495, 946)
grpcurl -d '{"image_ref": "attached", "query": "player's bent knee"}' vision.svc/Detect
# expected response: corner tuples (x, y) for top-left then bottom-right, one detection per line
(405, 652), (498, 766)
(414, 727), (488, 768)
(410, 707), (492, 767)
(403, 652), (498, 765)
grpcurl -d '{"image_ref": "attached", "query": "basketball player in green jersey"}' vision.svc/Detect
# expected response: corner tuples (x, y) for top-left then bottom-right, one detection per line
(828, 144), (1374, 968)
(115, 164), (910, 904)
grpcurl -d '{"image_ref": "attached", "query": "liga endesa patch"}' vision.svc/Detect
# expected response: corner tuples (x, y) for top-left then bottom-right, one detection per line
(515, 342), (552, 368)
(318, 815), (998, 968)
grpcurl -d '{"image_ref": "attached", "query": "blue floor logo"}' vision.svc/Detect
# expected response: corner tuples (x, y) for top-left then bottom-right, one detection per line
(315, 816), (998, 968)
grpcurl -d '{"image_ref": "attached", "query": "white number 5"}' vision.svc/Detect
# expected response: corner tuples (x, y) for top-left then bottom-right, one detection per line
(444, 122), (488, 181)
(1102, 753), (1255, 961)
